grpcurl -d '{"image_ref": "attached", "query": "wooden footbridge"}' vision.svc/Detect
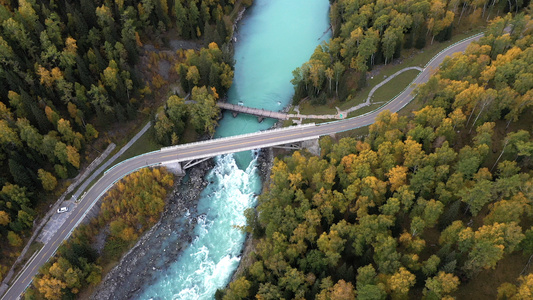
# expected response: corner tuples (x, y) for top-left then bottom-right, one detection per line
(217, 102), (290, 122)
(217, 102), (342, 122)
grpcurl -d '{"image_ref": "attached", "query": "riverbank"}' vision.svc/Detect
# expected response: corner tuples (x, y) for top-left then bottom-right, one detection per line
(90, 146), (275, 298)
(91, 159), (214, 299)
(90, 6), (255, 298)
(230, 146), (274, 283)
(93, 0), (331, 297)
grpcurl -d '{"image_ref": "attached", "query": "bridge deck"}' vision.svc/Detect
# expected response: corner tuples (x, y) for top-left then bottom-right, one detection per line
(217, 102), (341, 120)
(217, 102), (290, 120)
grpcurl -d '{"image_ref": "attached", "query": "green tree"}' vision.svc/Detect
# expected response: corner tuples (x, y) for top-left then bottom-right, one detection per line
(255, 282), (283, 300)
(421, 255), (441, 277)
(0, 120), (21, 148)
(154, 112), (174, 145)
(382, 27), (399, 65)
(373, 234), (402, 274)
(188, 1), (200, 38)
(484, 194), (528, 225)
(186, 65), (201, 86)
(492, 130), (532, 171)
(85, 124), (99, 142)
(17, 208), (34, 229)
(279, 267), (306, 294)
(223, 276), (251, 300)
(7, 231), (23, 247)
(356, 264), (387, 300)
(455, 145), (485, 179)
(2, 183), (31, 208)
(458, 169), (494, 216)
(37, 169), (57, 191)
(473, 122), (495, 147)
(189, 86), (219, 135)
(317, 229), (346, 266)
(461, 222), (524, 277)
(333, 61), (345, 98)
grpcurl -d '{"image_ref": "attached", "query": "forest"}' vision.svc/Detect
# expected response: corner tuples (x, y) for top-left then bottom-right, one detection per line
(0, 0), (245, 281)
(220, 13), (533, 300)
(28, 167), (174, 300)
(1, 0), (531, 298)
(291, 0), (531, 105)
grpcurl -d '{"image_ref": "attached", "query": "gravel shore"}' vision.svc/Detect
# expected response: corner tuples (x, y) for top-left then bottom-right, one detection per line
(90, 159), (214, 299)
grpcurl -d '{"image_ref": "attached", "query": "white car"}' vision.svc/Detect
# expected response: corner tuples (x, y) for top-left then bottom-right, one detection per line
(57, 207), (69, 214)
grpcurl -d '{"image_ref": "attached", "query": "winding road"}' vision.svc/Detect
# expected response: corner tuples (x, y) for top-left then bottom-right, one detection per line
(1, 32), (484, 300)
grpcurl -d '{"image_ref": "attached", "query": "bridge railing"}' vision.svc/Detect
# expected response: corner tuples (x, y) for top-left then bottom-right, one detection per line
(424, 32), (484, 68)
(219, 103), (289, 119)
(165, 135), (322, 163)
(160, 123), (316, 152)
(103, 123), (317, 180)
(103, 149), (160, 175)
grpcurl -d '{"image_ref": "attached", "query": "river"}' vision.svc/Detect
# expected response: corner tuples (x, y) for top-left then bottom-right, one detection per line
(137, 0), (331, 298)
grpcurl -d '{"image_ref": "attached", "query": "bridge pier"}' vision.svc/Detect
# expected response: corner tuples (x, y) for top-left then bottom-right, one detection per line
(161, 161), (186, 176)
(183, 157), (212, 169)
(273, 142), (302, 150)
(301, 138), (321, 156)
(272, 139), (321, 156)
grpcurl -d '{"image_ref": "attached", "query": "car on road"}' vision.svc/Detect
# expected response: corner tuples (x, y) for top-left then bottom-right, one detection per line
(57, 207), (68, 214)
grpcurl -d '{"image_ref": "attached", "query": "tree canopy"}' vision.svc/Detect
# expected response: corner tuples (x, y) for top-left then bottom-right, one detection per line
(221, 12), (533, 299)
(0, 0), (241, 279)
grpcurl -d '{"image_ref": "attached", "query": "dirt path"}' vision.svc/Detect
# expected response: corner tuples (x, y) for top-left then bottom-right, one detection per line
(282, 66), (423, 122)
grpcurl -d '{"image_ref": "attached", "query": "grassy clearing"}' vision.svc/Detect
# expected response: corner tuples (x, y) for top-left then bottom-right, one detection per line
(298, 27), (484, 117)
(338, 89), (424, 139)
(298, 100), (338, 115)
(115, 129), (161, 163)
(454, 251), (530, 299)
(336, 125), (370, 140)
(372, 69), (420, 103)
(346, 69), (421, 118)
(348, 103), (382, 118)
(71, 123), (160, 199)
(294, 69), (420, 125)
(9, 242), (44, 285)
(396, 96), (424, 118)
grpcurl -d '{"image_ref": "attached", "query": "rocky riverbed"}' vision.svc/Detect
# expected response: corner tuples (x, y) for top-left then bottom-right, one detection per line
(91, 159), (213, 299)
(91, 148), (274, 299)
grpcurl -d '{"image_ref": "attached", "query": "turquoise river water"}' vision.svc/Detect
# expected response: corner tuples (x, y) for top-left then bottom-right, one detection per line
(137, 0), (331, 298)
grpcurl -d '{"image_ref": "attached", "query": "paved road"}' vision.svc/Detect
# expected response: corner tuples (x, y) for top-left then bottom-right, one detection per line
(1, 32), (483, 300)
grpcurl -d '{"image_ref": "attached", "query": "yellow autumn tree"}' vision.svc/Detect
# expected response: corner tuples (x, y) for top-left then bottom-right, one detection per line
(0, 211), (10, 226)
(36, 275), (66, 300)
(386, 165), (408, 192)
(66, 145), (80, 168)
(388, 267), (416, 298)
(38, 169), (57, 191)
